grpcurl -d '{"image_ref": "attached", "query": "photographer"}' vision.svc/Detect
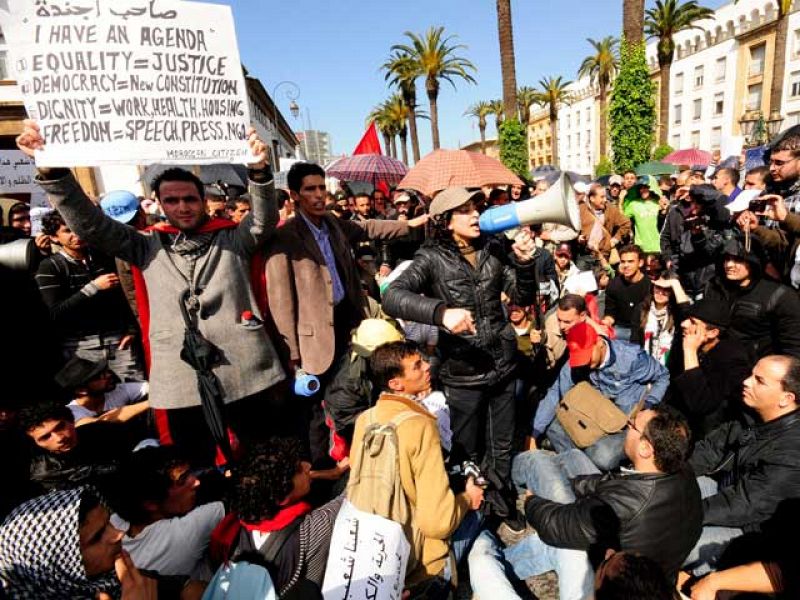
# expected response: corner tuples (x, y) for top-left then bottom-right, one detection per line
(739, 194), (800, 291)
(666, 184), (733, 300)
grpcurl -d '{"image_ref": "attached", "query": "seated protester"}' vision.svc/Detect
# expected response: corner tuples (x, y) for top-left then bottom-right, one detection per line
(595, 551), (676, 600)
(684, 355), (800, 576)
(323, 318), (404, 459)
(742, 192), (800, 291)
(208, 438), (343, 599)
(689, 498), (800, 599)
(601, 245), (651, 342)
(348, 341), (484, 593)
(532, 321), (670, 470)
(668, 299), (752, 439)
(110, 446), (225, 581)
(630, 274), (691, 368)
(0, 486), (155, 599)
(55, 356), (149, 426)
(0, 398), (36, 521)
(468, 406), (701, 600)
(19, 402), (140, 493)
(703, 237), (800, 360)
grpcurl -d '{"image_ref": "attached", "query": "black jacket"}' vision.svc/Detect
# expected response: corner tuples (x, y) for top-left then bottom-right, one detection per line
(690, 408), (800, 531)
(382, 237), (536, 388)
(669, 336), (752, 438)
(702, 275), (800, 361)
(524, 467), (702, 582)
(323, 348), (376, 445)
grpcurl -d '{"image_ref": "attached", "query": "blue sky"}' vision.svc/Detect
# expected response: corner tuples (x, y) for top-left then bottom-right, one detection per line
(208, 0), (728, 157)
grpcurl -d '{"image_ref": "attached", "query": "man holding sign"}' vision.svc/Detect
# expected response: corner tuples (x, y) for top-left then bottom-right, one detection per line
(17, 119), (285, 466)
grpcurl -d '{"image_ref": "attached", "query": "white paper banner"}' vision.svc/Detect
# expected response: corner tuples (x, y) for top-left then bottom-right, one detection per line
(0, 150), (49, 207)
(322, 500), (410, 600)
(3, 0), (251, 167)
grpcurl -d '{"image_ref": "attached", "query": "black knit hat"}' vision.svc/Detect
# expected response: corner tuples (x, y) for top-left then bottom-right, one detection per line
(685, 298), (730, 330)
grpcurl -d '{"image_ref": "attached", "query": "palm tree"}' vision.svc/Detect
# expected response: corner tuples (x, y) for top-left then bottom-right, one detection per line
(393, 26), (477, 150)
(496, 0), (518, 120)
(489, 99), (505, 134)
(384, 93), (410, 165)
(532, 76), (573, 167)
(645, 0), (713, 145)
(382, 51), (423, 163)
(578, 36), (619, 158)
(464, 101), (494, 153)
(368, 104), (394, 158)
(735, 0), (792, 115)
(623, 0), (646, 46)
(517, 86), (538, 129)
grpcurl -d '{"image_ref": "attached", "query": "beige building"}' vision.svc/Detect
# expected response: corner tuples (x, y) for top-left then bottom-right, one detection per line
(528, 112), (553, 169)
(461, 138), (500, 160)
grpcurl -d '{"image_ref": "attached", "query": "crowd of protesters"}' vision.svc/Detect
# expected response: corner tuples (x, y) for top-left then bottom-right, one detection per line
(1, 117), (800, 600)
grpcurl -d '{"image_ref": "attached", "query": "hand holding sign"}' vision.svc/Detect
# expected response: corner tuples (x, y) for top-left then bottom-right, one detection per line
(245, 127), (269, 171)
(15, 120), (45, 160)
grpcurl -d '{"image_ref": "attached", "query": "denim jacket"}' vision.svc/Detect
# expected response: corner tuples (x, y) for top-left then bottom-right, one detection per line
(532, 339), (670, 437)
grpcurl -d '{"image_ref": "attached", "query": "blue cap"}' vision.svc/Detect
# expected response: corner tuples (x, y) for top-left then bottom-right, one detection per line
(100, 190), (140, 224)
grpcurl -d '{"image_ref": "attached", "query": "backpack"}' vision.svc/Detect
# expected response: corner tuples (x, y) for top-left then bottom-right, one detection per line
(346, 407), (424, 573)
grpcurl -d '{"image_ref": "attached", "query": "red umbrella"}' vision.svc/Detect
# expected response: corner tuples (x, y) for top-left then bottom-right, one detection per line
(398, 149), (523, 197)
(326, 153), (408, 185)
(662, 148), (713, 166)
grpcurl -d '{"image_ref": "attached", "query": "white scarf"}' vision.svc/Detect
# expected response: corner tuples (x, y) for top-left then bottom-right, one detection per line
(643, 304), (673, 366)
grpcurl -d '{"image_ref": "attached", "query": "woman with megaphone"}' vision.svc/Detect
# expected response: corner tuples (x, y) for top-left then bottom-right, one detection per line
(382, 187), (537, 522)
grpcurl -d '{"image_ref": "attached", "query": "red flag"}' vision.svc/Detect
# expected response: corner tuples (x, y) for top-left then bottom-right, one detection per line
(353, 121), (382, 155)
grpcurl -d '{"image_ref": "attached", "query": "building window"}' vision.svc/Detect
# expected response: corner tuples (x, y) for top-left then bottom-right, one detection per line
(576, 132), (581, 150)
(675, 72), (684, 95)
(786, 111), (800, 128)
(791, 71), (800, 98)
(674, 104), (682, 124)
(671, 134), (681, 148)
(747, 83), (763, 110)
(691, 130), (700, 147)
(693, 99), (702, 120)
(0, 50), (7, 81)
(694, 65), (704, 88)
(711, 127), (722, 149)
(714, 92), (724, 115)
(750, 43), (766, 77)
(565, 115), (571, 130)
(576, 112), (581, 128)
(794, 29), (800, 58)
(715, 57), (726, 82)
(586, 107), (591, 123)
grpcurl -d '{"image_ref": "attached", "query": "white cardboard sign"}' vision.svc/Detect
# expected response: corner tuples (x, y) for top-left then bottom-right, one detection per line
(3, 0), (251, 167)
(0, 150), (48, 207)
(322, 500), (410, 600)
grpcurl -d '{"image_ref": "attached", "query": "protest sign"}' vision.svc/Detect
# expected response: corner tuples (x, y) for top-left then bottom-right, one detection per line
(3, 0), (251, 166)
(322, 500), (409, 600)
(0, 150), (48, 207)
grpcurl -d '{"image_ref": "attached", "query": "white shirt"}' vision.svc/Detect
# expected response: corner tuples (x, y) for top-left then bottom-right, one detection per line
(118, 501), (225, 577)
(68, 381), (148, 422)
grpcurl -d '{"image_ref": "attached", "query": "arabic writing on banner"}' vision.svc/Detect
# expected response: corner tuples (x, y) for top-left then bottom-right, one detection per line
(0, 151), (48, 207)
(3, 0), (251, 166)
(322, 500), (409, 600)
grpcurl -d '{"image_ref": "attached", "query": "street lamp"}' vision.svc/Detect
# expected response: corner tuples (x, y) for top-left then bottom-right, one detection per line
(739, 109), (784, 147)
(270, 80), (301, 160)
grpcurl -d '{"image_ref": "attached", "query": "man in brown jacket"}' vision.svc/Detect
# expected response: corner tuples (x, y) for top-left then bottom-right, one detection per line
(349, 341), (484, 592)
(265, 163), (426, 464)
(578, 183), (631, 261)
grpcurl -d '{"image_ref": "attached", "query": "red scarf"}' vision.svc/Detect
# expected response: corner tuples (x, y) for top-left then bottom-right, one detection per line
(241, 501), (312, 533)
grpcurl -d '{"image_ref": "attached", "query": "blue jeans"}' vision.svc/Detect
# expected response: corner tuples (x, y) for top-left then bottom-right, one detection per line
(468, 530), (594, 600)
(511, 448), (600, 502)
(468, 450), (600, 600)
(546, 419), (626, 471)
(613, 325), (632, 342)
(682, 476), (743, 576)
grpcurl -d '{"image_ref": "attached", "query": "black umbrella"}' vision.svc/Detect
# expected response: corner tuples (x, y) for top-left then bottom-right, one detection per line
(178, 290), (233, 464)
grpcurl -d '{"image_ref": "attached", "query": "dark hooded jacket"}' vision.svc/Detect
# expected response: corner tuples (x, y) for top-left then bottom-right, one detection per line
(703, 237), (800, 360)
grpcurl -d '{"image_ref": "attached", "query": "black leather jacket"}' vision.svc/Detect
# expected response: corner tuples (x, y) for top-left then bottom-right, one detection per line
(690, 408), (800, 532)
(382, 237), (536, 388)
(524, 467), (702, 582)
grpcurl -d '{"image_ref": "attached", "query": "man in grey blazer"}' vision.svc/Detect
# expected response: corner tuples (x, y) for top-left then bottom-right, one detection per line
(17, 120), (285, 465)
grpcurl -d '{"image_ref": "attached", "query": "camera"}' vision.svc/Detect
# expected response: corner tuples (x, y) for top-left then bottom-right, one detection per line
(683, 214), (709, 233)
(749, 198), (768, 213)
